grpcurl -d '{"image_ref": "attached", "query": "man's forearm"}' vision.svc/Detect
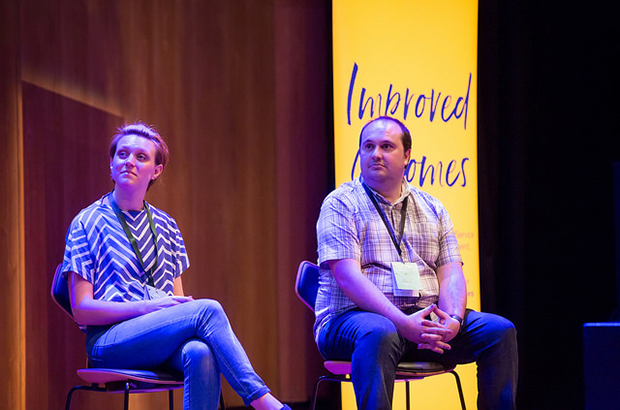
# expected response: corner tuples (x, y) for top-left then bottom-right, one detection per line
(329, 258), (407, 326)
(437, 262), (467, 317)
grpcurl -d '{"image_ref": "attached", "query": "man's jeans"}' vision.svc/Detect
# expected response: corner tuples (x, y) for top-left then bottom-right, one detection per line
(86, 299), (270, 409)
(318, 308), (518, 410)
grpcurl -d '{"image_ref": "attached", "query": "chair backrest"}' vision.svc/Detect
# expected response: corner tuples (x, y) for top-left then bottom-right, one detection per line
(295, 260), (320, 312)
(50, 263), (74, 320)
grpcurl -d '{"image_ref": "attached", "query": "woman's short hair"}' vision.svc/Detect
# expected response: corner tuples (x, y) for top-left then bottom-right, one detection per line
(109, 122), (170, 188)
(109, 122), (170, 168)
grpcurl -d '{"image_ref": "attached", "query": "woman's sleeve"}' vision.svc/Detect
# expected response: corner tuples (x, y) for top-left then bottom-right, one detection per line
(61, 215), (96, 284)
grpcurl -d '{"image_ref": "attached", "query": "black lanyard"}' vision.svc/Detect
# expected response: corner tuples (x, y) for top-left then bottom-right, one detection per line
(362, 183), (408, 257)
(109, 193), (159, 287)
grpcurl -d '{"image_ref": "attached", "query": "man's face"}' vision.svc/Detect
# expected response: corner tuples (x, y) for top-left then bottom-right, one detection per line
(110, 134), (162, 193)
(359, 120), (411, 189)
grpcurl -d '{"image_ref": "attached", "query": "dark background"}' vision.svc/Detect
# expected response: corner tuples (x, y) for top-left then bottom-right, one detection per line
(478, 1), (617, 408)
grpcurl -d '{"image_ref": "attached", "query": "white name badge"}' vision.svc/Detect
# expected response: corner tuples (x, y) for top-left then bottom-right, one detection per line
(391, 262), (423, 297)
(146, 284), (167, 300)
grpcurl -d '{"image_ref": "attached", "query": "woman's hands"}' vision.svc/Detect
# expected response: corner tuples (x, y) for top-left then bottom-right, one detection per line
(142, 295), (194, 314)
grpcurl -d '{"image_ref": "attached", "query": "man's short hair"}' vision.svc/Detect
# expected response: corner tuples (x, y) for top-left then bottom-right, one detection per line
(358, 116), (412, 152)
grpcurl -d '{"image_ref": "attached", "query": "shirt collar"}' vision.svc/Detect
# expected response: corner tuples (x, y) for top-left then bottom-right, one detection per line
(358, 177), (411, 205)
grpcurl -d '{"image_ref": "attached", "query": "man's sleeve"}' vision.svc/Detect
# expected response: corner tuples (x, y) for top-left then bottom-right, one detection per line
(435, 202), (463, 266)
(317, 195), (361, 267)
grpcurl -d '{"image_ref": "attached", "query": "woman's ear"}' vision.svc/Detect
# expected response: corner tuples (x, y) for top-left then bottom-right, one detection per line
(152, 164), (164, 180)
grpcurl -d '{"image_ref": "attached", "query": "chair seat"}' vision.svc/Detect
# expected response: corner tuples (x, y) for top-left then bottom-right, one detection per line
(77, 368), (184, 393)
(395, 361), (456, 377)
(324, 360), (456, 379)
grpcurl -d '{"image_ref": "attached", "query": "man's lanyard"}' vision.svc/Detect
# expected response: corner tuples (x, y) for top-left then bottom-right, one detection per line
(109, 193), (159, 287)
(362, 183), (408, 257)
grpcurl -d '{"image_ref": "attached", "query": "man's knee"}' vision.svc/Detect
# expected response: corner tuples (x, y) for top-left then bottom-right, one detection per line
(475, 312), (517, 353)
(356, 323), (401, 360)
(491, 315), (517, 344)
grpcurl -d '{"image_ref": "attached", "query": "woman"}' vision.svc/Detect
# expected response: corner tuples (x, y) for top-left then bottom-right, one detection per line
(62, 122), (289, 410)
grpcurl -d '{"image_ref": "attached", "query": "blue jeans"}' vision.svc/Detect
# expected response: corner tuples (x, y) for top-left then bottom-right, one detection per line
(85, 299), (270, 409)
(317, 309), (518, 410)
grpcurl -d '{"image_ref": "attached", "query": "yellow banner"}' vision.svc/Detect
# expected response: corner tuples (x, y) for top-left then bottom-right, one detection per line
(333, 1), (479, 408)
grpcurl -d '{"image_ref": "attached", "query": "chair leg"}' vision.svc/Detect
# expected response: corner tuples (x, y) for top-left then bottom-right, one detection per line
(405, 381), (410, 410)
(450, 370), (466, 410)
(65, 386), (82, 410)
(169, 389), (174, 410)
(309, 376), (324, 410)
(311, 375), (344, 410)
(124, 381), (130, 410)
(65, 384), (106, 410)
(219, 390), (226, 409)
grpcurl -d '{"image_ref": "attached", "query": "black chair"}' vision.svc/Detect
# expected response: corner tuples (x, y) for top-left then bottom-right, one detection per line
(295, 260), (466, 410)
(51, 264), (226, 410)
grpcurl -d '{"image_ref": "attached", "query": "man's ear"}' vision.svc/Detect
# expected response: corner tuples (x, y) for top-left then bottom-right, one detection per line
(404, 149), (411, 168)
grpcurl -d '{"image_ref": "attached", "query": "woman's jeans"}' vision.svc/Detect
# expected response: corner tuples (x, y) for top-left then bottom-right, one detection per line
(86, 299), (270, 410)
(317, 309), (518, 410)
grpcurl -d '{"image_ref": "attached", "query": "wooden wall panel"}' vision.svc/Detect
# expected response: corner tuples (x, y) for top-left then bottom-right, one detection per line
(22, 82), (123, 410)
(0, 0), (25, 408)
(15, 1), (332, 408)
(273, 0), (334, 401)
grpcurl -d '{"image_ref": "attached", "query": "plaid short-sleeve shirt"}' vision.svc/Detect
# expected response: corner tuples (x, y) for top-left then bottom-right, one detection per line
(314, 177), (462, 338)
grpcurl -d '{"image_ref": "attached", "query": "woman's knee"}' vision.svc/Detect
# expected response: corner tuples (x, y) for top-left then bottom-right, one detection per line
(182, 339), (217, 369)
(194, 298), (224, 313)
(193, 298), (228, 321)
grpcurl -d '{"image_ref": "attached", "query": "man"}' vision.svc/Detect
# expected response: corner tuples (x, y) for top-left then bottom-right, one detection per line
(315, 116), (517, 409)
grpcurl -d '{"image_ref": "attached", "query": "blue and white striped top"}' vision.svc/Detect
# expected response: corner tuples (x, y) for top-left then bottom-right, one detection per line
(62, 193), (189, 303)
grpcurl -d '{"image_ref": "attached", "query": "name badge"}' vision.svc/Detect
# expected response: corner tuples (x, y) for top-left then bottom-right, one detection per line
(146, 284), (167, 300)
(391, 262), (423, 297)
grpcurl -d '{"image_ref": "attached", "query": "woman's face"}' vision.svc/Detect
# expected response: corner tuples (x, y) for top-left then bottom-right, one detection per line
(110, 134), (163, 194)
